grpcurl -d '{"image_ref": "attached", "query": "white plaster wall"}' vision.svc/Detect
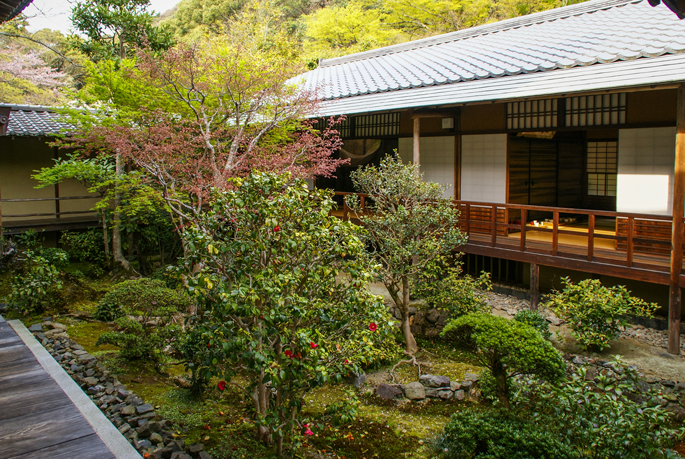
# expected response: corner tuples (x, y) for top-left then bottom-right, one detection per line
(617, 127), (676, 216)
(398, 136), (455, 198)
(460, 134), (507, 203)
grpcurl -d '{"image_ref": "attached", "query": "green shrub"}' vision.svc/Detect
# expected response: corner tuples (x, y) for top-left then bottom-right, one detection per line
(8, 249), (66, 315)
(513, 309), (551, 340)
(441, 313), (565, 409)
(525, 359), (684, 458)
(437, 410), (576, 459)
(543, 277), (658, 351)
(60, 229), (107, 266)
(95, 290), (183, 362)
(415, 257), (492, 317)
(95, 278), (191, 321)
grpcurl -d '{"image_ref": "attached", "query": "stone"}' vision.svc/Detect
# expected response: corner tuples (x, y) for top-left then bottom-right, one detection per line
(460, 380), (473, 389)
(87, 385), (104, 395)
(454, 390), (466, 401)
(198, 452), (212, 459)
(426, 309), (441, 324)
(419, 374), (450, 388)
(463, 371), (480, 383)
(121, 405), (136, 416)
(345, 372), (367, 389)
(403, 381), (426, 400)
(28, 324), (43, 332)
(170, 453), (192, 459)
(437, 389), (453, 400)
(147, 421), (162, 433)
(118, 423), (131, 434)
(72, 350), (88, 356)
(84, 377), (99, 386)
(78, 353), (96, 363)
(665, 403), (685, 421)
(150, 432), (163, 444)
(377, 383), (403, 400)
(136, 403), (154, 414)
(424, 388), (441, 398)
(49, 322), (67, 331)
(188, 443), (204, 453)
(137, 424), (152, 438)
(450, 381), (461, 391)
(137, 440), (152, 450)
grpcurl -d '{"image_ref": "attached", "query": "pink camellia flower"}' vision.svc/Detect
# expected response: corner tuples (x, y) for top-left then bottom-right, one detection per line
(304, 428), (313, 436)
(218, 381), (226, 391)
(284, 350), (293, 358)
(369, 322), (378, 332)
(310, 342), (318, 349)
(274, 225), (281, 232)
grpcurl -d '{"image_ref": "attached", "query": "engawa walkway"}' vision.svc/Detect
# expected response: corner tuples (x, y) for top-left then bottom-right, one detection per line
(0, 315), (141, 459)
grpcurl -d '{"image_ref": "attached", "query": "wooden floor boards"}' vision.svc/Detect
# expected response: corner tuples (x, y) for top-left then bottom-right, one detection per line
(0, 319), (116, 459)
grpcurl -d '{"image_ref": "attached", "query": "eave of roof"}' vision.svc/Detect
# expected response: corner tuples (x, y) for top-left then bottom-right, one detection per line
(0, 103), (73, 137)
(1, 0), (34, 23)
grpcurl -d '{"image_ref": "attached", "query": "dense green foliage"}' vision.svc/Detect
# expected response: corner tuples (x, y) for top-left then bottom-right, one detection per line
(437, 410), (576, 459)
(180, 172), (396, 455)
(441, 313), (566, 409)
(8, 249), (67, 315)
(95, 293), (183, 361)
(543, 277), (658, 351)
(513, 309), (551, 340)
(523, 359), (684, 458)
(60, 229), (108, 267)
(415, 256), (491, 317)
(95, 278), (191, 321)
(348, 154), (466, 354)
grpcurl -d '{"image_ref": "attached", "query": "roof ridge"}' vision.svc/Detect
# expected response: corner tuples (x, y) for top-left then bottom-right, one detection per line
(0, 103), (60, 112)
(318, 0), (639, 68)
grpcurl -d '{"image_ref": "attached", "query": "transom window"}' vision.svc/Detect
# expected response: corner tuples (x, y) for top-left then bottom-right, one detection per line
(566, 93), (626, 127)
(587, 141), (618, 197)
(507, 99), (558, 130)
(313, 113), (400, 138)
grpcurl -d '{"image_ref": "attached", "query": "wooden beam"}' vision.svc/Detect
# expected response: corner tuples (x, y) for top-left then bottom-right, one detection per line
(413, 117), (420, 166)
(668, 83), (685, 355)
(530, 263), (540, 309)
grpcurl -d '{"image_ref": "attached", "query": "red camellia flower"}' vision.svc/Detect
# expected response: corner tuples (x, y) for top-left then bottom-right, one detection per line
(310, 342), (318, 349)
(284, 350), (293, 358)
(218, 380), (226, 391)
(274, 225), (281, 232)
(344, 359), (350, 364)
(369, 322), (378, 332)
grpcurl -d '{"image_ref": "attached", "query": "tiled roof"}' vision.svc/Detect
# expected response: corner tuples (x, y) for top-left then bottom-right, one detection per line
(296, 0), (685, 104)
(0, 0), (33, 23)
(2, 104), (72, 136)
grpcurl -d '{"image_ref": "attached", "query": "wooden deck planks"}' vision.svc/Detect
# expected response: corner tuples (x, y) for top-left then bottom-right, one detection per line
(0, 319), (119, 459)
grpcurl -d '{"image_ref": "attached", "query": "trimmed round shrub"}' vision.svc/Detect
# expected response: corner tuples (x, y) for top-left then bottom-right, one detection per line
(95, 278), (192, 321)
(437, 410), (575, 459)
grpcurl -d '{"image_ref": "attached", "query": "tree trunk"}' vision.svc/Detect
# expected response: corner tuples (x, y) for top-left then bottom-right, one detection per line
(101, 210), (110, 268)
(112, 152), (131, 271)
(399, 275), (418, 355)
(494, 366), (510, 410)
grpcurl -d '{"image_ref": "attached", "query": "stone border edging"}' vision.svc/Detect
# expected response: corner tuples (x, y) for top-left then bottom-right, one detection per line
(9, 319), (143, 459)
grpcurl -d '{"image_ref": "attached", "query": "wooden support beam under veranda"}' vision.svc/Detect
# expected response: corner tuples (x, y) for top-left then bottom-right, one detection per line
(669, 83), (685, 355)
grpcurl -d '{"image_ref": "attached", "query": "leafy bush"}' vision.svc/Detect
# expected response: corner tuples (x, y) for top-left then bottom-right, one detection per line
(415, 256), (492, 317)
(524, 359), (684, 458)
(95, 293), (183, 362)
(441, 313), (566, 409)
(543, 277), (658, 351)
(60, 229), (107, 267)
(324, 388), (360, 426)
(437, 410), (576, 459)
(95, 278), (192, 321)
(513, 309), (551, 340)
(7, 249), (66, 315)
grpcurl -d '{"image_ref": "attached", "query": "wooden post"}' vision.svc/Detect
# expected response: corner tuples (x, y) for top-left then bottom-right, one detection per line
(668, 83), (685, 355)
(413, 117), (420, 167)
(530, 262), (540, 309)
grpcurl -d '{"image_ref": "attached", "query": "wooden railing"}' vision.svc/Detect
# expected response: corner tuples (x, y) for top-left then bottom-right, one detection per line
(456, 200), (684, 284)
(0, 195), (98, 219)
(332, 191), (369, 221)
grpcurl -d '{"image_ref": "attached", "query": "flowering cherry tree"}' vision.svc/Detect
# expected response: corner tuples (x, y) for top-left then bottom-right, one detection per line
(181, 173), (395, 456)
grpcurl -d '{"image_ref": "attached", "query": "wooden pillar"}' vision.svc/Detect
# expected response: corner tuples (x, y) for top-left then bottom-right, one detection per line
(530, 262), (540, 309)
(413, 117), (420, 166)
(668, 83), (685, 355)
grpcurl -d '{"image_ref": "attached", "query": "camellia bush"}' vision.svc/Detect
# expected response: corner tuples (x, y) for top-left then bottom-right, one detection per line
(181, 172), (395, 456)
(441, 313), (566, 409)
(348, 154), (466, 354)
(543, 277), (658, 351)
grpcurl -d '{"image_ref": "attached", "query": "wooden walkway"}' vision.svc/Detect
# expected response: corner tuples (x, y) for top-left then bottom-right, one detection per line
(0, 316), (137, 459)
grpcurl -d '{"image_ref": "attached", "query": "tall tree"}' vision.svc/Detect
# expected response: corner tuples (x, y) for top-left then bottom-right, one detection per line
(69, 0), (175, 62)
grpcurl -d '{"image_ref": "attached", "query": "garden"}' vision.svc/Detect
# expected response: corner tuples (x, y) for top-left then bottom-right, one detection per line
(2, 156), (685, 459)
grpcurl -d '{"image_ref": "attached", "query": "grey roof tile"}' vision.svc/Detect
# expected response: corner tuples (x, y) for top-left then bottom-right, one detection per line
(2, 104), (72, 136)
(295, 0), (685, 103)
